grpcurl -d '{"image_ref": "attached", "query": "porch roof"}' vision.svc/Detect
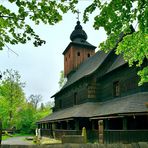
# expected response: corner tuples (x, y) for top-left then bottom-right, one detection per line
(91, 92), (148, 118)
(37, 92), (148, 123)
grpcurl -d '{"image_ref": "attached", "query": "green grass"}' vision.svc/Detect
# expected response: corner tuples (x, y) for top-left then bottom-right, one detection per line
(2, 135), (11, 140)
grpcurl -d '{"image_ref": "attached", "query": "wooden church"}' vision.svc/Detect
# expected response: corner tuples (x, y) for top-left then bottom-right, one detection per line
(37, 21), (148, 143)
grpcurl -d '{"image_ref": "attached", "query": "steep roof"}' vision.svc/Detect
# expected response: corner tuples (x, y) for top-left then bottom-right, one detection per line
(52, 49), (127, 97)
(38, 92), (148, 123)
(106, 54), (127, 74)
(63, 50), (110, 89)
(52, 50), (110, 97)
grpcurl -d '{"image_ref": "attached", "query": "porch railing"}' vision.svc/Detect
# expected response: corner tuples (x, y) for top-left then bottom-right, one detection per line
(104, 130), (148, 143)
(41, 129), (148, 143)
(40, 129), (82, 138)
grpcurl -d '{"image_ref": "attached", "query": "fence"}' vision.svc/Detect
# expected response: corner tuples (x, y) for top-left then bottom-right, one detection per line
(104, 130), (148, 143)
(40, 129), (98, 140)
(41, 129), (82, 138)
(1, 143), (148, 148)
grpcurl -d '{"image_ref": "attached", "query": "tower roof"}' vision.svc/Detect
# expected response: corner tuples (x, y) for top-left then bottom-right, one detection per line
(70, 21), (87, 41)
(63, 21), (96, 55)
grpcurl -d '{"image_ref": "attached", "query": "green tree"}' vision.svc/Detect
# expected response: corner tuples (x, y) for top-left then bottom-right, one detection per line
(58, 70), (67, 88)
(28, 94), (42, 109)
(16, 103), (37, 133)
(0, 0), (78, 50)
(0, 69), (25, 128)
(83, 0), (148, 85)
(38, 101), (52, 119)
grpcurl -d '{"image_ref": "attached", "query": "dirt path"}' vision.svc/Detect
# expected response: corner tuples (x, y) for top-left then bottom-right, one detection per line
(2, 136), (34, 145)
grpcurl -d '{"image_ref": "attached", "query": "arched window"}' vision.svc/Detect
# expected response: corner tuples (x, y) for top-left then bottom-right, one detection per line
(88, 53), (90, 57)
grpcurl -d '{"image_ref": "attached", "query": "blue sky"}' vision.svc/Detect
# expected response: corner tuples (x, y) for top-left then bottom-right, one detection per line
(0, 1), (106, 104)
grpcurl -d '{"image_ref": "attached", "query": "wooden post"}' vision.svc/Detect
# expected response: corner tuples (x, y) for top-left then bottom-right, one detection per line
(104, 119), (109, 130)
(75, 119), (79, 130)
(98, 120), (104, 144)
(52, 123), (56, 139)
(123, 117), (127, 130)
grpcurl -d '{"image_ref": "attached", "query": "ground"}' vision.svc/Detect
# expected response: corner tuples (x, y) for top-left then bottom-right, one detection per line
(2, 136), (34, 145)
(1, 136), (61, 145)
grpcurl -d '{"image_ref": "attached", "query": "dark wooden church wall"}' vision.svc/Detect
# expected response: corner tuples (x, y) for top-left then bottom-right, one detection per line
(96, 65), (145, 102)
(54, 82), (88, 111)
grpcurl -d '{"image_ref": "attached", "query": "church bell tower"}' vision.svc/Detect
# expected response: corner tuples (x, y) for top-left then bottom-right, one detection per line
(63, 21), (96, 78)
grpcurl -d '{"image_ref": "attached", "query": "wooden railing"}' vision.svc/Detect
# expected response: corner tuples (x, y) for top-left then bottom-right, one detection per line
(40, 129), (82, 138)
(41, 129), (148, 143)
(104, 130), (148, 144)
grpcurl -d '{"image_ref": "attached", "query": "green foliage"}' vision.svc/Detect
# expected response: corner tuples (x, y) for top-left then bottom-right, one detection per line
(0, 69), (26, 128)
(83, 0), (148, 85)
(0, 0), (78, 49)
(28, 94), (42, 109)
(0, 69), (52, 133)
(58, 70), (67, 89)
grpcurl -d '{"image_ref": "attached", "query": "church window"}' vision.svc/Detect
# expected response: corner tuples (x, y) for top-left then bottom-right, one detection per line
(88, 53), (90, 57)
(74, 92), (77, 105)
(77, 52), (80, 56)
(65, 57), (67, 61)
(69, 54), (70, 58)
(113, 81), (120, 97)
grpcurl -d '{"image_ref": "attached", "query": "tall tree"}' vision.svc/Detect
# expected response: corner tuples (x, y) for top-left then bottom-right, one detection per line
(0, 69), (25, 128)
(83, 0), (148, 85)
(0, 0), (78, 50)
(28, 94), (42, 109)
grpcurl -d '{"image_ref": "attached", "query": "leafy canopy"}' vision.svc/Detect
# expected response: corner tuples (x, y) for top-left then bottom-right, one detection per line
(83, 0), (148, 85)
(0, 0), (147, 84)
(0, 69), (52, 132)
(0, 0), (78, 49)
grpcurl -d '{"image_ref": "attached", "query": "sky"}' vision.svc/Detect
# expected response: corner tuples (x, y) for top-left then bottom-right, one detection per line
(0, 1), (107, 104)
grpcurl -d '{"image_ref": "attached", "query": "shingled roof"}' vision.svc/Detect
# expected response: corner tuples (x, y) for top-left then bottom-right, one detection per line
(38, 92), (148, 123)
(92, 92), (148, 117)
(106, 54), (127, 74)
(52, 50), (110, 97)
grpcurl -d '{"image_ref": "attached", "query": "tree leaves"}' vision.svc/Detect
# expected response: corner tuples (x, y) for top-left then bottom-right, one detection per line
(0, 0), (78, 50)
(83, 0), (148, 85)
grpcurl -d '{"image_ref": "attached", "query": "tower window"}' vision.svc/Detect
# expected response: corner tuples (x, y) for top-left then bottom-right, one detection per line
(65, 57), (67, 61)
(113, 81), (120, 97)
(77, 52), (80, 56)
(69, 54), (70, 58)
(88, 53), (90, 57)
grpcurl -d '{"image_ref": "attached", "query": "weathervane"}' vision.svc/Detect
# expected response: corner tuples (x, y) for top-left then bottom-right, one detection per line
(76, 9), (81, 21)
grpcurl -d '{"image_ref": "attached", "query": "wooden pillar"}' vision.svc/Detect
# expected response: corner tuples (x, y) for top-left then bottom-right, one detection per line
(123, 117), (127, 130)
(98, 120), (104, 144)
(52, 122), (56, 139)
(75, 119), (79, 130)
(91, 120), (95, 130)
(104, 119), (109, 130)
(67, 121), (70, 130)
